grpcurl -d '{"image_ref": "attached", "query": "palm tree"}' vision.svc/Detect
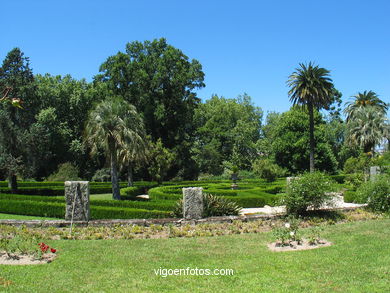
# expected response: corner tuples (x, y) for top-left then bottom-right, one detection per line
(85, 97), (146, 200)
(287, 62), (334, 172)
(345, 90), (388, 121)
(347, 107), (389, 154)
(118, 135), (149, 187)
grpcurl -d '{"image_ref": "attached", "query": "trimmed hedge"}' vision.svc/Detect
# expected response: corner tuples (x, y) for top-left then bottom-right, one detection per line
(0, 193), (175, 212)
(0, 198), (170, 219)
(148, 181), (285, 208)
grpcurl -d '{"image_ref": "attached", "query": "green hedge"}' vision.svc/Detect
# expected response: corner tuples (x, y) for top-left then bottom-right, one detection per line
(0, 193), (175, 212)
(0, 198), (170, 219)
(148, 182), (284, 208)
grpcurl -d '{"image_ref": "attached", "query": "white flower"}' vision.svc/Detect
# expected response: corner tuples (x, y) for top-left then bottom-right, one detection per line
(290, 231), (295, 236)
(285, 223), (291, 228)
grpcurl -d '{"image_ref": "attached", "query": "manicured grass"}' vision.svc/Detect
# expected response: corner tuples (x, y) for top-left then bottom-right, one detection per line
(1, 219), (389, 292)
(0, 213), (58, 220)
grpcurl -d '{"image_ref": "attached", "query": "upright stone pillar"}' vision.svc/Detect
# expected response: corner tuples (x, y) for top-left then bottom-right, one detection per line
(370, 166), (380, 181)
(182, 187), (203, 219)
(65, 181), (90, 221)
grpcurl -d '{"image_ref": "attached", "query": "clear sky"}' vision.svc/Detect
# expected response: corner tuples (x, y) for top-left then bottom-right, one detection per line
(1, 0), (389, 115)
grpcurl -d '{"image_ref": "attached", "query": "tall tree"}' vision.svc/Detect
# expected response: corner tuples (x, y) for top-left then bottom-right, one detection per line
(345, 90), (388, 121)
(192, 94), (262, 174)
(85, 96), (146, 200)
(287, 62), (334, 172)
(270, 106), (338, 174)
(96, 38), (205, 179)
(0, 48), (36, 191)
(347, 107), (389, 154)
(32, 74), (100, 179)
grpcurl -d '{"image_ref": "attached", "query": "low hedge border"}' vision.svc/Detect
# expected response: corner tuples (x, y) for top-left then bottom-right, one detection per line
(0, 199), (170, 219)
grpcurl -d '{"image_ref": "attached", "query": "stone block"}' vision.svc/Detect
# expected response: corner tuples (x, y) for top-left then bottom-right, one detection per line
(183, 187), (203, 219)
(65, 181), (90, 221)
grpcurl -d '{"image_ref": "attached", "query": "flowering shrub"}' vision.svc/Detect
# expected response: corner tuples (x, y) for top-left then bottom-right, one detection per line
(38, 242), (57, 254)
(0, 236), (56, 260)
(272, 216), (301, 246)
(283, 172), (334, 215)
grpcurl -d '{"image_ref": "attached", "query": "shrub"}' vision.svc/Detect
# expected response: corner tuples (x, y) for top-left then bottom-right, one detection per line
(91, 168), (111, 182)
(283, 172), (333, 215)
(172, 193), (242, 218)
(345, 173), (366, 191)
(355, 175), (390, 212)
(252, 159), (283, 182)
(343, 191), (358, 203)
(47, 163), (81, 181)
(343, 154), (371, 174)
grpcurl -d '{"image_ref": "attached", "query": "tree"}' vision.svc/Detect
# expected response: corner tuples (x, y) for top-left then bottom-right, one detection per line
(31, 74), (101, 179)
(96, 38), (205, 179)
(85, 97), (146, 200)
(148, 139), (174, 184)
(270, 106), (338, 174)
(347, 107), (389, 154)
(345, 90), (388, 122)
(287, 62), (334, 172)
(0, 48), (36, 192)
(118, 133), (149, 187)
(192, 94), (262, 174)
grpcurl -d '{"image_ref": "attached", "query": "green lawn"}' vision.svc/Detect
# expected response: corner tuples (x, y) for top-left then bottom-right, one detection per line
(1, 219), (389, 292)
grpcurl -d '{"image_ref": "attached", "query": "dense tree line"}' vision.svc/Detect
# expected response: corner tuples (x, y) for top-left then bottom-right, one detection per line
(0, 40), (389, 195)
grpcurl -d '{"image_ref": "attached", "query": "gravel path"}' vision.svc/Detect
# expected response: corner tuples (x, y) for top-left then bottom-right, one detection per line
(240, 194), (366, 215)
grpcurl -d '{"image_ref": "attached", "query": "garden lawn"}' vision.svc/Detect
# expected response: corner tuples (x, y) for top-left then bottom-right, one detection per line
(1, 219), (390, 292)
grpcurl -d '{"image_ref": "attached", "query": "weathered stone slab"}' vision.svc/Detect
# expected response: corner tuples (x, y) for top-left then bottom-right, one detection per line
(65, 181), (90, 221)
(370, 166), (380, 181)
(183, 187), (203, 219)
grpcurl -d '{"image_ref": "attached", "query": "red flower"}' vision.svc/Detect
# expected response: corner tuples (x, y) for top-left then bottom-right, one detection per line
(38, 242), (49, 253)
(50, 248), (57, 253)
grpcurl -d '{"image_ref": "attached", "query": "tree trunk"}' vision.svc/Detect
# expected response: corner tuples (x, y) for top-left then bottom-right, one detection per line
(8, 174), (17, 193)
(110, 148), (121, 200)
(308, 103), (315, 173)
(127, 163), (133, 187)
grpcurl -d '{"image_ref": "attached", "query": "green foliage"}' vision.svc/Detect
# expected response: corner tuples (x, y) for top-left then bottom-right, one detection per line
(0, 48), (37, 191)
(252, 158), (284, 182)
(91, 168), (111, 182)
(96, 38), (205, 179)
(284, 172), (333, 215)
(148, 139), (174, 184)
(355, 175), (390, 212)
(119, 186), (143, 198)
(345, 90), (388, 122)
(85, 96), (146, 200)
(343, 190), (357, 203)
(47, 162), (80, 181)
(172, 193), (241, 218)
(346, 106), (389, 153)
(269, 107), (338, 173)
(287, 62), (335, 172)
(344, 173), (366, 191)
(192, 94), (262, 174)
(148, 180), (283, 208)
(272, 216), (301, 245)
(343, 154), (372, 174)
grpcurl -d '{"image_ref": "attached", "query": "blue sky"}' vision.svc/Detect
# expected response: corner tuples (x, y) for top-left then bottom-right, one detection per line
(1, 0), (389, 115)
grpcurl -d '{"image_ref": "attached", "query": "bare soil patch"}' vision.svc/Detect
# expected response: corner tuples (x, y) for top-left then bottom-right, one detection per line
(0, 251), (56, 265)
(267, 239), (332, 252)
